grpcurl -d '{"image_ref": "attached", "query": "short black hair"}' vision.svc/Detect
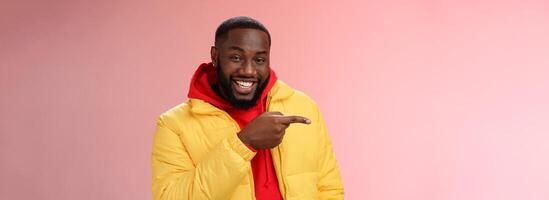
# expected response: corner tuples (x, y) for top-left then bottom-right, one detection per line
(215, 16), (271, 47)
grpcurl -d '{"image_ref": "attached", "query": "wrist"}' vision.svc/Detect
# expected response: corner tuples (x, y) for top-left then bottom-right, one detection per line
(237, 131), (249, 145)
(237, 132), (257, 152)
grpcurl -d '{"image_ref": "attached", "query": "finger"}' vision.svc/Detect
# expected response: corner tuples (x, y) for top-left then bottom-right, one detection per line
(277, 116), (311, 125)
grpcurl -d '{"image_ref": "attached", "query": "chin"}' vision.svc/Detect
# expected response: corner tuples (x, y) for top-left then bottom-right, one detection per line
(233, 95), (255, 102)
(230, 94), (259, 109)
(231, 88), (257, 99)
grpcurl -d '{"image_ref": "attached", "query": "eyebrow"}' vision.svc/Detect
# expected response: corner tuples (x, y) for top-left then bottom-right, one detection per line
(228, 46), (268, 55)
(228, 46), (245, 52)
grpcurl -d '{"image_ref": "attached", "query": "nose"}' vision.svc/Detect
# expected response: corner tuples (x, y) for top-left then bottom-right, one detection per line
(240, 60), (257, 76)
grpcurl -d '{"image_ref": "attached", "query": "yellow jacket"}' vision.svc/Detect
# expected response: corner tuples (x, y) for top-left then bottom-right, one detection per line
(152, 80), (344, 200)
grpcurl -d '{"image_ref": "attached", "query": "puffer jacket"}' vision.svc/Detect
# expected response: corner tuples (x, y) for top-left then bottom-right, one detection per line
(151, 80), (344, 200)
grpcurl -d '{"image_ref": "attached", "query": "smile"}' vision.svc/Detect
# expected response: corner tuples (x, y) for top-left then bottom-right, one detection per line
(236, 80), (253, 88)
(232, 80), (256, 95)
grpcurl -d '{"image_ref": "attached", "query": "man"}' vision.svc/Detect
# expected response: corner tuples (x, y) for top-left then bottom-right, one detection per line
(152, 16), (344, 200)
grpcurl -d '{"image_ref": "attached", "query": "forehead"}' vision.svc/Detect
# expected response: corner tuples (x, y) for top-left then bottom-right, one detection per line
(219, 28), (270, 51)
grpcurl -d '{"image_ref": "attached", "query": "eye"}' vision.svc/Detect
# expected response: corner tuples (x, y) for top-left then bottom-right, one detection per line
(229, 55), (242, 62)
(255, 57), (266, 64)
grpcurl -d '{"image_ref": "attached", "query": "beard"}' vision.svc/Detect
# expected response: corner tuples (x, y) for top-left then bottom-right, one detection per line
(215, 62), (269, 109)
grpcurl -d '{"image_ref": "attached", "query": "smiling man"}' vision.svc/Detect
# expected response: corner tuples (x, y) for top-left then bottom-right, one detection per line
(152, 16), (344, 200)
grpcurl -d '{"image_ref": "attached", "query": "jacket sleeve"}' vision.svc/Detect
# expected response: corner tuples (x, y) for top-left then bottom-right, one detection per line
(316, 108), (345, 200)
(151, 117), (256, 200)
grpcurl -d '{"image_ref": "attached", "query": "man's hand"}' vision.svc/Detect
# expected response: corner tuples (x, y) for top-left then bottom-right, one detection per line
(238, 112), (311, 150)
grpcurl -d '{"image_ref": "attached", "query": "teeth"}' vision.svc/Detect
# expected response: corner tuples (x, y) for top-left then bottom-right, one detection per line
(235, 80), (253, 88)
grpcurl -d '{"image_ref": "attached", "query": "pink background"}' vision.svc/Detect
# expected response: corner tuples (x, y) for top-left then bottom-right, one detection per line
(2, 0), (549, 199)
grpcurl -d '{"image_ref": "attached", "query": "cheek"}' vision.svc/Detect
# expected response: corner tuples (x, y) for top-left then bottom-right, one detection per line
(259, 68), (270, 79)
(219, 63), (238, 78)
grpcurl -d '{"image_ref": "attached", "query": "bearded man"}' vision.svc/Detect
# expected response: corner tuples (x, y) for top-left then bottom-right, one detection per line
(152, 16), (344, 200)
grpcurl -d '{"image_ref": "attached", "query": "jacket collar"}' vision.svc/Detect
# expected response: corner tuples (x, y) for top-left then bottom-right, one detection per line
(190, 80), (295, 115)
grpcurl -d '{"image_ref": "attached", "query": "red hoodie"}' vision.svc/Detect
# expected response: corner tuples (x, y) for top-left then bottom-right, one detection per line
(188, 63), (283, 200)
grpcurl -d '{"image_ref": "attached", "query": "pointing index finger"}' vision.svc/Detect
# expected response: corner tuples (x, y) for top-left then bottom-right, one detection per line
(278, 115), (311, 125)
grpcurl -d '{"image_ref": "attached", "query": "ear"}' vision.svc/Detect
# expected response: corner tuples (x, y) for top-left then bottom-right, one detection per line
(210, 46), (217, 67)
